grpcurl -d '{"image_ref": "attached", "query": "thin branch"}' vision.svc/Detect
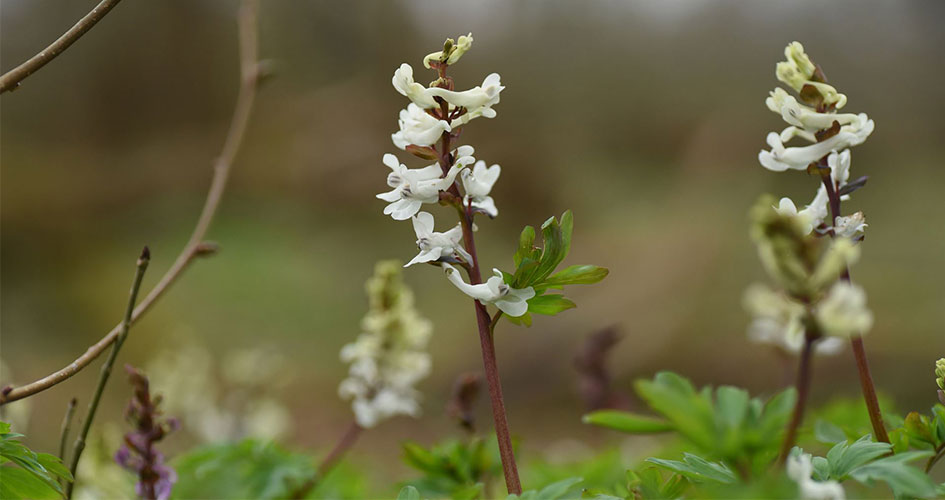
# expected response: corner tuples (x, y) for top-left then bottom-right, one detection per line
(290, 421), (363, 499)
(66, 247), (150, 499)
(0, 0), (263, 405)
(0, 0), (125, 94)
(58, 397), (78, 465)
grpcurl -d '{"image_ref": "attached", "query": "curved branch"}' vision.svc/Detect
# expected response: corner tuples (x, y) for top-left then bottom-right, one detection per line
(0, 0), (262, 405)
(0, 0), (125, 94)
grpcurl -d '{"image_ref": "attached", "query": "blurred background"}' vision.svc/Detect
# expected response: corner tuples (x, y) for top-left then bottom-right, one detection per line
(2, 0), (943, 489)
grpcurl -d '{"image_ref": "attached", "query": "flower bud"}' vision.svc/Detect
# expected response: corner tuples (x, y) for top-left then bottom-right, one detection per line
(936, 358), (945, 391)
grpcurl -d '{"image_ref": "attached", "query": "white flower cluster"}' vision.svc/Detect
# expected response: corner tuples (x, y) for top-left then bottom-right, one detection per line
(747, 42), (876, 354)
(147, 340), (293, 442)
(338, 261), (432, 428)
(787, 452), (846, 500)
(377, 33), (534, 317)
(759, 42), (872, 237)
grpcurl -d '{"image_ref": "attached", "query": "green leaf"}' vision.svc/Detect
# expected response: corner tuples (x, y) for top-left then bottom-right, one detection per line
(848, 450), (938, 498)
(514, 226), (536, 268)
(397, 485), (421, 500)
(635, 372), (716, 451)
(536, 476), (582, 499)
(171, 439), (313, 500)
(715, 386), (750, 431)
(0, 467), (61, 500)
(582, 410), (674, 433)
(511, 258), (541, 288)
(0, 422), (67, 497)
(505, 312), (533, 327)
(824, 435), (891, 479)
(402, 442), (440, 474)
(541, 265), (609, 288)
(814, 420), (848, 444)
(527, 294), (576, 316)
(645, 454), (737, 484)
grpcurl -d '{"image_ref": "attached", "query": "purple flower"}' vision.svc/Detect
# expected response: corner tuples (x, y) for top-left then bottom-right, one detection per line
(114, 365), (178, 500)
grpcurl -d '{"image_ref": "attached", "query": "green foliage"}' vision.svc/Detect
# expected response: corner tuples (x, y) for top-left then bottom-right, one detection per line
(397, 485), (421, 500)
(645, 453), (737, 484)
(797, 434), (940, 499)
(506, 210), (608, 325)
(625, 467), (687, 500)
(171, 439), (313, 500)
(401, 437), (500, 500)
(585, 372), (795, 475)
(523, 449), (627, 499)
(507, 476), (582, 499)
(581, 411), (673, 434)
(0, 421), (73, 500)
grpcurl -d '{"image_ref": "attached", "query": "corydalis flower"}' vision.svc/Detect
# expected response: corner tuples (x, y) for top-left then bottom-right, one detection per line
(392, 103), (452, 150)
(743, 284), (844, 355)
(377, 148), (473, 220)
(776, 41), (846, 109)
(405, 211), (472, 267)
(815, 282), (873, 338)
(461, 160), (501, 217)
(787, 452), (846, 500)
(424, 33), (474, 69)
(114, 365), (178, 500)
(392, 63), (503, 120)
(773, 150), (853, 234)
(758, 123), (872, 172)
(833, 212), (867, 238)
(338, 261), (432, 428)
(441, 263), (534, 317)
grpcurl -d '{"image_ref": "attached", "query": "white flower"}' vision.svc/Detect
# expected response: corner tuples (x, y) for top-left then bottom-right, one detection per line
(766, 88), (864, 132)
(427, 73), (504, 111)
(758, 119), (873, 172)
(775, 42), (847, 109)
(423, 33), (474, 68)
(392, 103), (451, 149)
(392, 63), (504, 118)
(787, 452), (846, 500)
(441, 263), (535, 317)
(833, 212), (866, 238)
(774, 192), (828, 235)
(377, 152), (469, 220)
(339, 262), (432, 428)
(392, 63), (438, 108)
(461, 160), (501, 217)
(816, 282), (873, 338)
(743, 284), (844, 356)
(826, 149), (851, 188)
(405, 211), (472, 267)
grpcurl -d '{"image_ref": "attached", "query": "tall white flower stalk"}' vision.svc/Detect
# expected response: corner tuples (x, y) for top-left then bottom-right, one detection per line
(748, 42), (889, 461)
(376, 34), (608, 495)
(338, 261), (432, 428)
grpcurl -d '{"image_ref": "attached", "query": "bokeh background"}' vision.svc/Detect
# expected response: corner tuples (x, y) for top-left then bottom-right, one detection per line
(2, 0), (944, 488)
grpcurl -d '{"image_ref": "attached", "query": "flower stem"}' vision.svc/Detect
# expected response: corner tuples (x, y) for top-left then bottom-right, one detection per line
(820, 173), (890, 443)
(433, 71), (522, 495)
(925, 443), (945, 473)
(66, 247), (150, 499)
(290, 421), (363, 499)
(779, 333), (815, 464)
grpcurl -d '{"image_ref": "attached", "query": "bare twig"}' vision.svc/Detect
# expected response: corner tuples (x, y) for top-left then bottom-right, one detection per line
(0, 0), (263, 405)
(778, 333), (815, 464)
(66, 247), (150, 499)
(290, 421), (363, 499)
(58, 397), (78, 463)
(0, 0), (125, 93)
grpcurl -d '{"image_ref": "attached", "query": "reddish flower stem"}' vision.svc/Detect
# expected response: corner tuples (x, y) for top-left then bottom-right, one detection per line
(779, 334), (815, 463)
(431, 74), (522, 493)
(820, 172), (890, 443)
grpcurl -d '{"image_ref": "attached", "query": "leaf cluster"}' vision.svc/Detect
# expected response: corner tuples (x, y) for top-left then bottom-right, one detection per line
(506, 210), (608, 326)
(170, 439), (314, 500)
(0, 421), (73, 500)
(401, 437), (500, 500)
(584, 372), (796, 475)
(797, 434), (941, 499)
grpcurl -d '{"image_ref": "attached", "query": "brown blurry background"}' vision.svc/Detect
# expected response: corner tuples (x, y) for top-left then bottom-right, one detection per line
(2, 0), (944, 484)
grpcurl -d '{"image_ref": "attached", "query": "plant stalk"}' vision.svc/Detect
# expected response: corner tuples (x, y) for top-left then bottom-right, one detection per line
(820, 173), (889, 443)
(779, 333), (815, 464)
(66, 248), (150, 499)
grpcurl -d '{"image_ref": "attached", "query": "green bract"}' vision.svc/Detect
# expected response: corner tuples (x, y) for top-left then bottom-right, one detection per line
(505, 210), (608, 326)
